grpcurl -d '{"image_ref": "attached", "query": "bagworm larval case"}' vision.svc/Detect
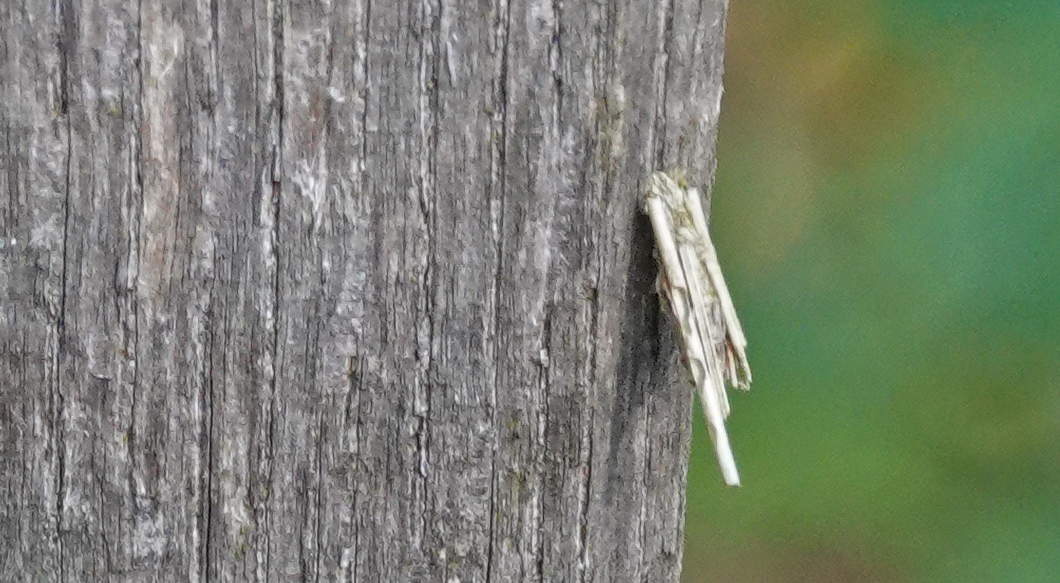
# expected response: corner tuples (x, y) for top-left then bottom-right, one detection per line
(644, 172), (752, 486)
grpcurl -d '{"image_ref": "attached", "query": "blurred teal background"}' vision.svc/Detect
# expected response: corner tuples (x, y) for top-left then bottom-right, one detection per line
(683, 1), (1060, 581)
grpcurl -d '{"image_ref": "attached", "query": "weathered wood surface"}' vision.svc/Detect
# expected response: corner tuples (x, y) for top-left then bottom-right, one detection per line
(0, 0), (729, 581)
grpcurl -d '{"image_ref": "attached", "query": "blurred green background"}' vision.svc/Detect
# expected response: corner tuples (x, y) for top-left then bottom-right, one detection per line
(683, 1), (1060, 581)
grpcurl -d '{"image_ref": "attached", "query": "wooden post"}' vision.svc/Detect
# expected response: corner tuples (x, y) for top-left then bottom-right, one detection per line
(0, 0), (729, 580)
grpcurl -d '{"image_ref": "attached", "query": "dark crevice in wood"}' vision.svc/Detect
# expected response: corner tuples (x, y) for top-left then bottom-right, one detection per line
(552, 0), (564, 129)
(265, 1), (286, 580)
(413, 0), (441, 561)
(536, 304), (553, 581)
(56, 0), (74, 117)
(579, 273), (599, 583)
(128, 2), (144, 574)
(54, 0), (77, 578)
(205, 304), (216, 583)
(486, 0), (513, 581)
(656, 0), (677, 168)
(3, 109), (15, 229)
(313, 342), (325, 583)
(348, 354), (365, 583)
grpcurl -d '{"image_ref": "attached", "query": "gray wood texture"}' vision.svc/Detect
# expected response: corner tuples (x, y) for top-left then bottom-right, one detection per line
(0, 0), (729, 581)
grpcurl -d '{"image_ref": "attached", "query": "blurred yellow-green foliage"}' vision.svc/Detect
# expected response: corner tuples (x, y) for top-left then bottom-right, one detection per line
(683, 1), (1060, 581)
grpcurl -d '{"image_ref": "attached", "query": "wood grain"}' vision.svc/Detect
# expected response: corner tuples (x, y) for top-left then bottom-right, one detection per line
(0, 0), (729, 580)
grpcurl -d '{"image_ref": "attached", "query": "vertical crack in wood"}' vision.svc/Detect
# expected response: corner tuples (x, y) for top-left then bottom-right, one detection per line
(351, 0), (372, 577)
(2, 86), (13, 230)
(263, 0), (286, 579)
(358, 0), (373, 173)
(349, 355), (366, 583)
(485, 0), (511, 580)
(578, 277), (599, 583)
(413, 0), (441, 559)
(129, 0), (145, 573)
(205, 292), (216, 583)
(54, 0), (76, 576)
(203, 3), (223, 576)
(650, 0), (675, 169)
(535, 305), (552, 581)
(657, 0), (676, 168)
(314, 410), (325, 583)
